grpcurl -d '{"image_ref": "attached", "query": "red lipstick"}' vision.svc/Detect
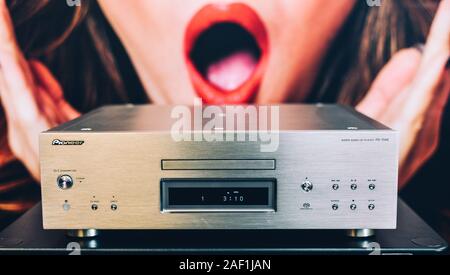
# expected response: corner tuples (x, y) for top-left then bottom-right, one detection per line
(185, 3), (269, 104)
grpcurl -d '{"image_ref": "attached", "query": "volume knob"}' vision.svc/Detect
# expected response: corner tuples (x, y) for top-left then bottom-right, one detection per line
(301, 180), (313, 192)
(57, 175), (73, 190)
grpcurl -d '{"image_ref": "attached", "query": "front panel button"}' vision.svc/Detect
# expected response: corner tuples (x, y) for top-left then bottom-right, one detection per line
(301, 181), (313, 192)
(62, 203), (71, 211)
(91, 204), (98, 211)
(111, 204), (118, 211)
(350, 183), (357, 190)
(332, 184), (339, 190)
(368, 204), (375, 210)
(332, 204), (339, 210)
(350, 204), (357, 210)
(369, 184), (376, 190)
(57, 175), (73, 190)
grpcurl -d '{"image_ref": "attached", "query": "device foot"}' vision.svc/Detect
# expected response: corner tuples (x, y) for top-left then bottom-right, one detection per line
(346, 229), (375, 238)
(66, 229), (99, 238)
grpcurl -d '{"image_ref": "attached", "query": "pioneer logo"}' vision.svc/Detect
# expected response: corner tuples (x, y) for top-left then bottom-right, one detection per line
(52, 139), (85, 146)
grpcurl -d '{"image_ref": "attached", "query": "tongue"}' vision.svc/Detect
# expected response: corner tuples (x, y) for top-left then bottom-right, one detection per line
(206, 50), (258, 91)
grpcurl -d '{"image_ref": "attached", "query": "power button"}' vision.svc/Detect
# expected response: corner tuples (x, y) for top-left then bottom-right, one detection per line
(57, 175), (73, 190)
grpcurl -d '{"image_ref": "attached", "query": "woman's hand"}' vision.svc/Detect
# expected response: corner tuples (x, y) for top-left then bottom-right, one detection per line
(0, 0), (80, 180)
(357, 0), (450, 189)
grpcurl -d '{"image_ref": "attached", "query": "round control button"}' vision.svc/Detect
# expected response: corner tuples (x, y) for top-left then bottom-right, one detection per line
(350, 183), (357, 190)
(91, 204), (98, 211)
(369, 184), (376, 190)
(368, 204), (375, 210)
(62, 203), (71, 211)
(57, 175), (73, 190)
(332, 204), (339, 210)
(111, 204), (118, 211)
(301, 181), (313, 192)
(350, 204), (357, 210)
(332, 184), (339, 190)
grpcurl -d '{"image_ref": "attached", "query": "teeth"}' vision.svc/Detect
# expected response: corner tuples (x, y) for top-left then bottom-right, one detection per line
(206, 50), (258, 91)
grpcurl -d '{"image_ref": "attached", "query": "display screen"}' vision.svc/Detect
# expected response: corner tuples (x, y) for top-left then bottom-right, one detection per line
(168, 187), (269, 206)
(161, 179), (276, 212)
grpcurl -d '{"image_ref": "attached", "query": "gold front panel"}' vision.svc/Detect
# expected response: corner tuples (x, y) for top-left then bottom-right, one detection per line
(40, 130), (398, 230)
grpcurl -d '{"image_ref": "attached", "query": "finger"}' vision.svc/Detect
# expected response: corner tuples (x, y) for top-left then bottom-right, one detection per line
(28, 60), (64, 102)
(0, 57), (6, 94)
(0, 0), (40, 120)
(399, 71), (450, 186)
(405, 0), (450, 113)
(421, 0), (450, 66)
(356, 48), (422, 117)
(34, 86), (59, 126)
(429, 67), (450, 117)
(58, 100), (80, 121)
(28, 60), (80, 121)
(31, 81), (78, 125)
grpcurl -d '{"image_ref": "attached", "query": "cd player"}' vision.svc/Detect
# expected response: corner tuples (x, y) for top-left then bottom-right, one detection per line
(39, 104), (398, 237)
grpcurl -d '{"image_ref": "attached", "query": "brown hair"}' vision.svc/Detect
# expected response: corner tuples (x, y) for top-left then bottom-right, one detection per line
(310, 0), (436, 104)
(0, 0), (439, 178)
(6, 0), (148, 111)
(3, 0), (439, 107)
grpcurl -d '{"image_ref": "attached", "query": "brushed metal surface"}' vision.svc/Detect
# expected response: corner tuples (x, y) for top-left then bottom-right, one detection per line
(40, 104), (398, 230)
(46, 104), (390, 132)
(346, 229), (375, 238)
(66, 229), (99, 238)
(161, 159), (276, 170)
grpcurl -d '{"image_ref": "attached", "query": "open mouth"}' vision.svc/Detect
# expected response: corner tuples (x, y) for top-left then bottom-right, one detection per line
(185, 3), (269, 104)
